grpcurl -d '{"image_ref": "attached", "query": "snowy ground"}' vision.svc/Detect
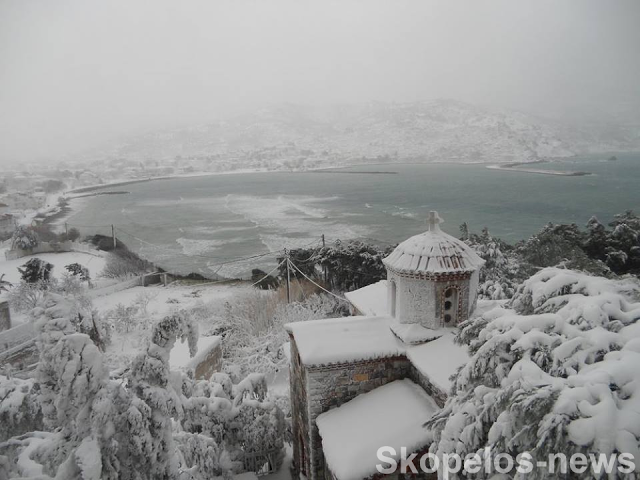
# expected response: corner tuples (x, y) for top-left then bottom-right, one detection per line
(91, 282), (248, 318)
(0, 249), (295, 480)
(0, 250), (106, 285)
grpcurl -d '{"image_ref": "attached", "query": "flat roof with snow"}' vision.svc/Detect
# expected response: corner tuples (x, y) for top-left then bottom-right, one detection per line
(285, 315), (404, 367)
(344, 280), (388, 317)
(406, 332), (469, 391)
(316, 379), (439, 480)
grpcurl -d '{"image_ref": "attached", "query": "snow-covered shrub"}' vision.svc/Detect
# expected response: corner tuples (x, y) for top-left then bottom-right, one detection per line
(101, 250), (153, 279)
(428, 268), (640, 478)
(11, 225), (38, 250)
(174, 431), (238, 480)
(133, 290), (156, 315)
(214, 290), (347, 376)
(65, 263), (91, 282)
(8, 281), (47, 312)
(233, 376), (285, 474)
(108, 303), (139, 334)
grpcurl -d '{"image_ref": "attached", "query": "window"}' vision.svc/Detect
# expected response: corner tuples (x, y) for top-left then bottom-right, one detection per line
(390, 280), (397, 317)
(443, 287), (458, 325)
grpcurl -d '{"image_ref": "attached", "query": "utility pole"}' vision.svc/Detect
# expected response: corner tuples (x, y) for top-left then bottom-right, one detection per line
(285, 250), (291, 304)
(111, 225), (117, 250)
(321, 234), (327, 284)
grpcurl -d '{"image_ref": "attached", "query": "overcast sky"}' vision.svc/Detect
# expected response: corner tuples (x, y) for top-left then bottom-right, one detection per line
(1, 0), (639, 163)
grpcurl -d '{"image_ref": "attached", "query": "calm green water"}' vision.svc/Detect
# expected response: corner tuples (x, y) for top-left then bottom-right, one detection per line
(66, 153), (640, 277)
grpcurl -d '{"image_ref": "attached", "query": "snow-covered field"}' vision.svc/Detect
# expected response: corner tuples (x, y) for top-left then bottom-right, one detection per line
(91, 282), (247, 319)
(0, 250), (106, 285)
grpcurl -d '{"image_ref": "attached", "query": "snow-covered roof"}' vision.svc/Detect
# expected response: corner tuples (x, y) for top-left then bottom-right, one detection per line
(406, 331), (469, 391)
(344, 280), (388, 316)
(390, 322), (443, 345)
(170, 335), (221, 371)
(383, 211), (484, 275)
(316, 379), (439, 480)
(285, 316), (404, 366)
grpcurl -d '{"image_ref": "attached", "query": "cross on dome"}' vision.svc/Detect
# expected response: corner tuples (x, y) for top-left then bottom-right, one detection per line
(427, 211), (443, 232)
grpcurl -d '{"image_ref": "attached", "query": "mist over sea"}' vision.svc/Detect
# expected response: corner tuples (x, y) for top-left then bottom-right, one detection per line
(66, 153), (640, 278)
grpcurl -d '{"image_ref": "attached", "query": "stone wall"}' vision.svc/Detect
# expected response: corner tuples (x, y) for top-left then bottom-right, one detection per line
(409, 364), (448, 408)
(0, 301), (10, 331)
(289, 337), (310, 478)
(388, 269), (475, 329)
(192, 343), (222, 380)
(305, 355), (412, 480)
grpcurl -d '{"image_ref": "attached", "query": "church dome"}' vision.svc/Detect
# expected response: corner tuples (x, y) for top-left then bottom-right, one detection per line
(383, 211), (484, 276)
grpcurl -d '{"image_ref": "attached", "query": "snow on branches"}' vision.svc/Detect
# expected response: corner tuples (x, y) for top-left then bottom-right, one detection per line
(0, 297), (285, 480)
(428, 268), (640, 478)
(11, 226), (38, 251)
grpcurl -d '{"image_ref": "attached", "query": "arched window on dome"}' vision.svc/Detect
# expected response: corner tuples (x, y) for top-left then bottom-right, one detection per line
(389, 280), (397, 317)
(443, 286), (459, 326)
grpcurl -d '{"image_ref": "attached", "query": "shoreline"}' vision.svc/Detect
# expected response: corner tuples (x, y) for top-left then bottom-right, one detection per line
(65, 157), (563, 195)
(486, 160), (592, 176)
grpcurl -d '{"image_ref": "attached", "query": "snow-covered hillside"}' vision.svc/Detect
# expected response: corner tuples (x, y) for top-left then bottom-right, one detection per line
(86, 100), (640, 169)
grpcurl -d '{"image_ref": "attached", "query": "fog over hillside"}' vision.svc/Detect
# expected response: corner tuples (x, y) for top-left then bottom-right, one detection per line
(1, 1), (639, 165)
(90, 100), (640, 168)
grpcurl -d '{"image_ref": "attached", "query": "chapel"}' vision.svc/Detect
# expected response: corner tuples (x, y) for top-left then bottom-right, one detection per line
(286, 211), (484, 480)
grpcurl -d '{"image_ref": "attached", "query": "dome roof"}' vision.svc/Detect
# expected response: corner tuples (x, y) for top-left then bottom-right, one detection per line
(383, 211), (484, 275)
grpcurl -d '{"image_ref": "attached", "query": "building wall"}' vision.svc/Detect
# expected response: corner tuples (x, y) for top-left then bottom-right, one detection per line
(289, 336), (310, 479)
(388, 270), (476, 328)
(468, 269), (480, 316)
(409, 364), (448, 408)
(301, 353), (412, 480)
(388, 272), (438, 328)
(433, 276), (472, 326)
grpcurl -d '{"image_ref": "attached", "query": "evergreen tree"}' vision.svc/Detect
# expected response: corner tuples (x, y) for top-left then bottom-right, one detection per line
(427, 268), (640, 478)
(18, 258), (54, 284)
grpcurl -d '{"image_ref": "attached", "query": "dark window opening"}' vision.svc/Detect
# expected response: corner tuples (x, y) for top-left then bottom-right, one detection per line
(444, 300), (452, 310)
(444, 314), (452, 323)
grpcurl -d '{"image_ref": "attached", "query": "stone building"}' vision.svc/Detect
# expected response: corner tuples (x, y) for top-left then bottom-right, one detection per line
(383, 211), (483, 330)
(286, 211), (483, 480)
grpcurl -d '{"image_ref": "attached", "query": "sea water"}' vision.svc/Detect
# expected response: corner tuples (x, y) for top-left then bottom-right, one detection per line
(66, 153), (640, 278)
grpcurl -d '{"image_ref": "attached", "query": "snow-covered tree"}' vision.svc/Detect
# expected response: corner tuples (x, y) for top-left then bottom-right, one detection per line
(19, 257), (54, 284)
(123, 311), (198, 479)
(427, 268), (640, 478)
(464, 227), (525, 300)
(65, 263), (91, 282)
(0, 296), (285, 479)
(11, 226), (38, 250)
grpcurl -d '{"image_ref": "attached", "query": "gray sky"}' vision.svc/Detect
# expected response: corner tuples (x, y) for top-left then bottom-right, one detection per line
(1, 0), (639, 163)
